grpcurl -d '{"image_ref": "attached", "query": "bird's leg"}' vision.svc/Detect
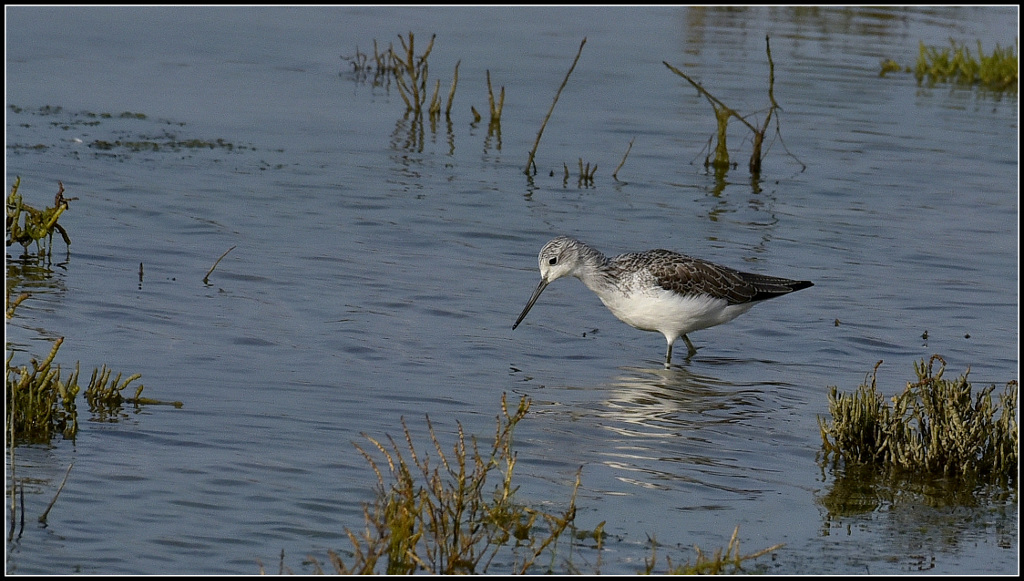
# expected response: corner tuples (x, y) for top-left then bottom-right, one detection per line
(683, 334), (698, 357)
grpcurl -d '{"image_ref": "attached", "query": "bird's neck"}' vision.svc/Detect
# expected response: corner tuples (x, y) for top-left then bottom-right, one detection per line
(573, 245), (617, 294)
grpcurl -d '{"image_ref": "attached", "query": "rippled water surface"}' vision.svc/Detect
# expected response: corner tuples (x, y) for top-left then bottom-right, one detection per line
(5, 6), (1018, 575)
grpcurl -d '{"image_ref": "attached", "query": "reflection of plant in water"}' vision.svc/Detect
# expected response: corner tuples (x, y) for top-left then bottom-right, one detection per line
(818, 461), (1003, 520)
(816, 461), (1016, 570)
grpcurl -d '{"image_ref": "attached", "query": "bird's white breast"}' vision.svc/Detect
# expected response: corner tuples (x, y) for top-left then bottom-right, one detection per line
(596, 285), (754, 337)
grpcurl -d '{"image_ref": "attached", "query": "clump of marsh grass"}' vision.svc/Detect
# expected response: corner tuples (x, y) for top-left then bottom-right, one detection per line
(5, 337), (80, 443)
(6, 329), (181, 444)
(915, 38), (1018, 92)
(5, 332), (178, 536)
(644, 526), (783, 575)
(819, 355), (1018, 486)
(345, 33), (461, 152)
(313, 394), (583, 574)
(388, 32), (459, 122)
(6, 177), (76, 257)
(390, 32), (435, 116)
(878, 58), (906, 77)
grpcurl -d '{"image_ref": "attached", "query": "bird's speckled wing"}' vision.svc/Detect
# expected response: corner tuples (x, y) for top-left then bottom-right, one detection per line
(631, 249), (811, 305)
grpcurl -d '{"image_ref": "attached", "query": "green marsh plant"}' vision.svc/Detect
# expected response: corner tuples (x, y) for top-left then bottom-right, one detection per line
(5, 336), (175, 443)
(287, 394), (784, 575)
(819, 355), (1018, 486)
(262, 393), (791, 575)
(644, 525), (783, 575)
(915, 39), (1018, 92)
(6, 292), (30, 319)
(5, 337), (80, 443)
(83, 365), (145, 419)
(391, 32), (435, 116)
(6, 177), (75, 257)
(310, 394), (583, 574)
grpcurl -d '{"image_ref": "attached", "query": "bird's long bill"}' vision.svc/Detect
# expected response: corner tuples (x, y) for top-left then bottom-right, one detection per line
(512, 278), (549, 330)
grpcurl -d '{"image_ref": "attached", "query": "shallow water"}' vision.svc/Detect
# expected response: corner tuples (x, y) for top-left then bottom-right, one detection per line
(5, 6), (1018, 574)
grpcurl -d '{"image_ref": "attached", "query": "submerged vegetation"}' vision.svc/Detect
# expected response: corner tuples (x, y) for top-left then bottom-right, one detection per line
(6, 105), (251, 161)
(881, 38), (1018, 93)
(915, 39), (1018, 92)
(819, 356), (1018, 487)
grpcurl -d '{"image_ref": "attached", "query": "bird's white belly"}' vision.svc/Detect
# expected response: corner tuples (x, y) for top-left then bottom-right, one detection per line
(597, 287), (754, 338)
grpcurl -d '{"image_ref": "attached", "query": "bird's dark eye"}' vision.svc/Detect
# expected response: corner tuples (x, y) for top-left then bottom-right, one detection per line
(548, 257), (557, 265)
